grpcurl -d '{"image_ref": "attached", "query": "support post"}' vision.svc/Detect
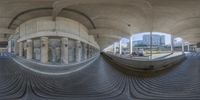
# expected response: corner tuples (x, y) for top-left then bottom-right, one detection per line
(26, 39), (33, 59)
(76, 40), (81, 62)
(61, 38), (68, 64)
(171, 35), (174, 53)
(19, 42), (23, 57)
(150, 32), (153, 59)
(182, 40), (185, 54)
(113, 43), (116, 54)
(119, 40), (122, 55)
(84, 43), (87, 60)
(41, 37), (48, 63)
(130, 36), (133, 54)
(187, 44), (190, 52)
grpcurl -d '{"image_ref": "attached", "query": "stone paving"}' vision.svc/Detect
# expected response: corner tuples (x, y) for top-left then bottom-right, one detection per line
(0, 52), (200, 100)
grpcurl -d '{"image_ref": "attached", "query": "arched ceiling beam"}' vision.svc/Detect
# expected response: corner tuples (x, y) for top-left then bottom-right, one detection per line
(97, 34), (122, 40)
(89, 28), (130, 37)
(52, 0), (152, 20)
(8, 7), (96, 29)
(8, 7), (53, 29)
(62, 8), (96, 29)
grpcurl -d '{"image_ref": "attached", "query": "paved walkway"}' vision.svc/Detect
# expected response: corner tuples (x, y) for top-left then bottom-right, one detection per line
(0, 52), (200, 99)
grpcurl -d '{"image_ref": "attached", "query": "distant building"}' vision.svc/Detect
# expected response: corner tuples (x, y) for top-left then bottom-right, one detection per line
(133, 40), (144, 46)
(160, 35), (165, 46)
(142, 34), (165, 46)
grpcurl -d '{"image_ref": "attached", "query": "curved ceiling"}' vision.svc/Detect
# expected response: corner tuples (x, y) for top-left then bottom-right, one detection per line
(1, 0), (200, 49)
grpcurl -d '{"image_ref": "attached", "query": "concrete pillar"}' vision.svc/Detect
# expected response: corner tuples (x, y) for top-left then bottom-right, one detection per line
(76, 40), (81, 62)
(15, 41), (19, 55)
(182, 40), (185, 54)
(26, 39), (33, 59)
(84, 43), (87, 60)
(89, 45), (92, 58)
(130, 36), (133, 54)
(61, 38), (68, 64)
(113, 43), (116, 54)
(87, 45), (90, 58)
(8, 40), (12, 53)
(119, 40), (122, 55)
(187, 44), (190, 52)
(171, 35), (174, 53)
(41, 37), (48, 63)
(150, 31), (153, 59)
(19, 42), (23, 57)
(91, 46), (93, 57)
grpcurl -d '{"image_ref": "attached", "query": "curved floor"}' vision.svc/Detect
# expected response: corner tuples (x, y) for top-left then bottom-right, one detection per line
(0, 52), (200, 100)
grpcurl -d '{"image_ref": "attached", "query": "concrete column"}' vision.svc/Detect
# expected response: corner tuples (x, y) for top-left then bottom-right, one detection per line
(41, 37), (48, 63)
(171, 35), (174, 53)
(119, 40), (122, 55)
(19, 42), (23, 57)
(76, 40), (81, 62)
(182, 40), (185, 54)
(187, 44), (190, 52)
(84, 43), (87, 60)
(130, 36), (133, 54)
(113, 43), (116, 54)
(150, 31), (153, 59)
(61, 38), (68, 64)
(89, 45), (92, 58)
(26, 39), (33, 59)
(91, 46), (93, 57)
(15, 41), (19, 55)
(8, 40), (12, 53)
(87, 45), (90, 58)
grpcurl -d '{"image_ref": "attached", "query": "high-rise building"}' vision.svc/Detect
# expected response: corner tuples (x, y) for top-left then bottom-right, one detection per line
(142, 34), (165, 46)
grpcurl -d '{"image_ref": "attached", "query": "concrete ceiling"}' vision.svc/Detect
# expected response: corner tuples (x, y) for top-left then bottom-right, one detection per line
(0, 0), (200, 49)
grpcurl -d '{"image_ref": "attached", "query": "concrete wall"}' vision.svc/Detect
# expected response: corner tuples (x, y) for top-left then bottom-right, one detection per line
(16, 17), (99, 49)
(10, 17), (99, 65)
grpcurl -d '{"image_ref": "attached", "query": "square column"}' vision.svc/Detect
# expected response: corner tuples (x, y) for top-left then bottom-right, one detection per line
(41, 37), (48, 63)
(84, 43), (87, 60)
(187, 44), (190, 52)
(91, 46), (94, 57)
(182, 40), (185, 54)
(19, 42), (23, 57)
(76, 40), (81, 62)
(171, 35), (174, 53)
(119, 40), (122, 55)
(61, 38), (68, 64)
(8, 40), (12, 53)
(88, 45), (90, 58)
(130, 36), (133, 54)
(26, 39), (33, 59)
(89, 46), (92, 57)
(113, 43), (117, 54)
